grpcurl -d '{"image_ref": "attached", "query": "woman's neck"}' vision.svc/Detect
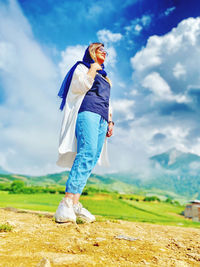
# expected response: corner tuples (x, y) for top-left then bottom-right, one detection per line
(96, 59), (104, 66)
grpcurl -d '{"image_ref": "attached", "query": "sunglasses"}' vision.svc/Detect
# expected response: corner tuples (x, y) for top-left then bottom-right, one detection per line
(97, 47), (108, 56)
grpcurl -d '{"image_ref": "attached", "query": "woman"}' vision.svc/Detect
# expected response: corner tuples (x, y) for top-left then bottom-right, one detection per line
(55, 43), (114, 223)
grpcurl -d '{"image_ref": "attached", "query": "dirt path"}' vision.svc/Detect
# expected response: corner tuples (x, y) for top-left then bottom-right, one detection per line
(0, 208), (200, 267)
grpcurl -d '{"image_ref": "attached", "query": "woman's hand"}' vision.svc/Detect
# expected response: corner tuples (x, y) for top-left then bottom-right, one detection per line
(106, 122), (114, 137)
(90, 62), (102, 71)
(87, 63), (102, 79)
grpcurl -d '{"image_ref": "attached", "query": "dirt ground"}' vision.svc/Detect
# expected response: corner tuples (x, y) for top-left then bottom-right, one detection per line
(0, 208), (200, 267)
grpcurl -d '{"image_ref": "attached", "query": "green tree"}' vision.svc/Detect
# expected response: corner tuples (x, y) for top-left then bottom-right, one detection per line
(10, 180), (25, 194)
(144, 196), (161, 202)
(165, 197), (173, 204)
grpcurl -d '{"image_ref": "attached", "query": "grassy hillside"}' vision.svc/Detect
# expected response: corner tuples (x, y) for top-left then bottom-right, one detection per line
(105, 171), (200, 200)
(0, 172), (139, 193)
(0, 171), (190, 204)
(1, 148), (200, 199)
(0, 191), (199, 228)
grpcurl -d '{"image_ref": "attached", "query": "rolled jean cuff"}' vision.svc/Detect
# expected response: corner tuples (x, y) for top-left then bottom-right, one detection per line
(65, 189), (82, 194)
(65, 179), (86, 194)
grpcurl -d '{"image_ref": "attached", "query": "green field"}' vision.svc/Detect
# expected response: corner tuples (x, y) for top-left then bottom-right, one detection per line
(0, 191), (199, 228)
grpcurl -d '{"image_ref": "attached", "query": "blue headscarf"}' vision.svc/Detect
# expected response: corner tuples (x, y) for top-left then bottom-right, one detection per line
(58, 46), (107, 111)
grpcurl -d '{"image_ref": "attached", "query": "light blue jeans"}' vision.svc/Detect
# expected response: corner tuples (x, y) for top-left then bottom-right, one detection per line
(65, 111), (108, 194)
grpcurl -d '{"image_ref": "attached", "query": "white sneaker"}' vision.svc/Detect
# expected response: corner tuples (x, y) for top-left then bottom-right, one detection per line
(54, 198), (76, 223)
(73, 202), (95, 223)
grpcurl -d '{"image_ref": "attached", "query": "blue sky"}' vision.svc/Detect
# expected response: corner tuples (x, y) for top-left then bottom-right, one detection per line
(0, 0), (200, 175)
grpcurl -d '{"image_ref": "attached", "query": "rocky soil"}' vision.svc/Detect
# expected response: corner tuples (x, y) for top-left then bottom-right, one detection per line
(0, 207), (200, 267)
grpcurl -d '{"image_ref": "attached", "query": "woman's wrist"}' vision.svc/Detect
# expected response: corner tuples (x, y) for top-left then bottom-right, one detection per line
(87, 69), (96, 79)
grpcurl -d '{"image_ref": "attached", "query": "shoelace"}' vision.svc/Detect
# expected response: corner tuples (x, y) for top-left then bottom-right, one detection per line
(63, 198), (73, 207)
(74, 202), (83, 212)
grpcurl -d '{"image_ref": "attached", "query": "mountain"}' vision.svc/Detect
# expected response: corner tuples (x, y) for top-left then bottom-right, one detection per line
(151, 148), (200, 171)
(0, 171), (138, 195)
(148, 148), (200, 198)
(106, 148), (200, 199)
(1, 148), (199, 199)
(0, 166), (10, 175)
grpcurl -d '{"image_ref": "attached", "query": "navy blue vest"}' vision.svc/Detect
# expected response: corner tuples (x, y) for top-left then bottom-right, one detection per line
(78, 73), (110, 121)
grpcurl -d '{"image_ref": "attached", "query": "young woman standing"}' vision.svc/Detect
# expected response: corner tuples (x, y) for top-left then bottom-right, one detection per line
(55, 43), (114, 223)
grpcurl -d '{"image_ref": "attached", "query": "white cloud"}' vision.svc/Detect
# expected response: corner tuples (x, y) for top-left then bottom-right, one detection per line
(141, 15), (152, 27)
(135, 24), (142, 33)
(0, 0), (63, 175)
(129, 89), (138, 96)
(118, 82), (126, 88)
(127, 117), (190, 158)
(0, 42), (16, 72)
(112, 99), (134, 112)
(164, 7), (176, 16)
(59, 45), (86, 78)
(124, 14), (152, 35)
(162, 125), (189, 140)
(113, 16), (200, 171)
(131, 17), (200, 104)
(131, 36), (163, 71)
(173, 62), (186, 79)
(142, 72), (171, 98)
(59, 43), (117, 71)
(104, 46), (117, 67)
(112, 99), (135, 122)
(142, 72), (188, 103)
(97, 29), (122, 44)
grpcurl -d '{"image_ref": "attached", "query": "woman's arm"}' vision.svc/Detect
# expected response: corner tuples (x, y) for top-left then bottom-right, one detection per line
(87, 62), (102, 79)
(71, 63), (101, 95)
(107, 103), (114, 137)
(71, 64), (94, 94)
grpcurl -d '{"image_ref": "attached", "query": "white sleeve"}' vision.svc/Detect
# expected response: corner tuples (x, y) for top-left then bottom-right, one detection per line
(71, 64), (94, 94)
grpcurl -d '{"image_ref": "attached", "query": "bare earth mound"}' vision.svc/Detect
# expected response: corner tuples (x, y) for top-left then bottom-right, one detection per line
(0, 208), (200, 267)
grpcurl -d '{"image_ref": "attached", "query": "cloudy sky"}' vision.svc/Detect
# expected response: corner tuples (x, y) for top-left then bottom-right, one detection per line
(0, 0), (200, 175)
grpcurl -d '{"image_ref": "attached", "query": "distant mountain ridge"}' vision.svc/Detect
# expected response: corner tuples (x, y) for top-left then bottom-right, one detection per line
(0, 148), (200, 199)
(106, 148), (200, 199)
(151, 148), (200, 170)
(148, 148), (200, 198)
(0, 171), (138, 195)
(0, 166), (10, 175)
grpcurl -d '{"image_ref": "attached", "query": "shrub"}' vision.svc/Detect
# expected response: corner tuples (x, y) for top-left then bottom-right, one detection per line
(9, 180), (25, 194)
(58, 189), (65, 194)
(165, 198), (173, 203)
(0, 223), (13, 232)
(165, 198), (180, 205)
(0, 183), (10, 191)
(173, 200), (180, 206)
(76, 218), (85, 224)
(48, 188), (56, 194)
(22, 187), (37, 194)
(143, 196), (161, 202)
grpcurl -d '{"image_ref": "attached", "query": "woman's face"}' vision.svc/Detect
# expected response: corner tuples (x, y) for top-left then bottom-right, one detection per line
(95, 46), (107, 64)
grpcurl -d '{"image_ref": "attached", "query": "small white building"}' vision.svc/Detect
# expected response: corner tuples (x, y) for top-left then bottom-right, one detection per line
(184, 200), (200, 222)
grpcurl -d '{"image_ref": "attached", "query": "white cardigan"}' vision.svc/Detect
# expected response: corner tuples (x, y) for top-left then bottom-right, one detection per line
(56, 64), (110, 168)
